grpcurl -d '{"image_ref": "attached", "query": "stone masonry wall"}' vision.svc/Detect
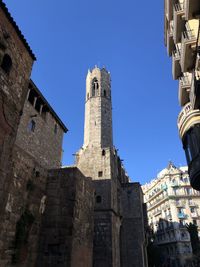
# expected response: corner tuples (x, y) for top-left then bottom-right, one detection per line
(0, 145), (47, 267)
(0, 5), (34, 263)
(37, 167), (94, 267)
(120, 182), (148, 267)
(16, 100), (64, 169)
(76, 146), (123, 267)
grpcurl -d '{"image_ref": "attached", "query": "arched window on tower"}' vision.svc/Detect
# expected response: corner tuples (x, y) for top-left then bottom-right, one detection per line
(92, 78), (99, 96)
(103, 90), (107, 97)
(1, 54), (12, 74)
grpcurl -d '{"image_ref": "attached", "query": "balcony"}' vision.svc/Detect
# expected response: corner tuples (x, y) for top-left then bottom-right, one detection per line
(178, 212), (187, 219)
(188, 201), (198, 206)
(179, 73), (192, 106)
(165, 0), (174, 21)
(185, 0), (200, 20)
(190, 71), (200, 109)
(165, 214), (172, 221)
(179, 223), (187, 229)
(163, 203), (170, 209)
(191, 212), (198, 218)
(167, 21), (175, 56)
(166, 224), (174, 231)
(176, 201), (185, 207)
(148, 196), (168, 211)
(173, 2), (185, 43)
(153, 209), (162, 216)
(172, 47), (181, 79)
(171, 180), (179, 187)
(181, 29), (197, 72)
(148, 188), (162, 201)
(177, 102), (200, 139)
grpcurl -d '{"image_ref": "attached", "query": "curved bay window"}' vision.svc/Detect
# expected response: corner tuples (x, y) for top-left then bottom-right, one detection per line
(183, 124), (200, 190)
(92, 78), (99, 96)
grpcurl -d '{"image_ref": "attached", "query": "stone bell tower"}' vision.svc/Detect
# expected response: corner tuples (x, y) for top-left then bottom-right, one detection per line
(76, 66), (121, 267)
(76, 66), (148, 267)
(83, 66), (113, 149)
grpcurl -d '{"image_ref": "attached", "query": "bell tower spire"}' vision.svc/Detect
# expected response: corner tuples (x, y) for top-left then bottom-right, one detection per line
(83, 66), (113, 148)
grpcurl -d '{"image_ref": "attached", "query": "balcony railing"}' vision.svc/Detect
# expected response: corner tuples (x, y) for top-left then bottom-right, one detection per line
(173, 47), (181, 59)
(172, 47), (182, 79)
(190, 71), (200, 109)
(178, 102), (200, 138)
(178, 212), (187, 219)
(191, 212), (198, 218)
(181, 28), (197, 71)
(180, 75), (191, 87)
(182, 29), (196, 42)
(179, 74), (191, 106)
(173, 2), (185, 43)
(177, 102), (192, 127)
(176, 201), (185, 207)
(171, 181), (179, 187)
(153, 209), (162, 216)
(174, 2), (184, 12)
(188, 201), (198, 206)
(148, 196), (168, 211)
(148, 187), (163, 201)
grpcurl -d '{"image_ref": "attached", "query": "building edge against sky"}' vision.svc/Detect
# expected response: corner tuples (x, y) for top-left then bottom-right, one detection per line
(164, 0), (200, 190)
(0, 1), (148, 266)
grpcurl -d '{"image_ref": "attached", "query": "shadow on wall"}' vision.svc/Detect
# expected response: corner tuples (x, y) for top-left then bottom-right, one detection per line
(147, 218), (200, 267)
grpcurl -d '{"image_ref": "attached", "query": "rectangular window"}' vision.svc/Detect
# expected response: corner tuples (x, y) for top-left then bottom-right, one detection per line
(98, 171), (103, 177)
(28, 120), (35, 132)
(179, 219), (186, 226)
(185, 188), (192, 195)
(190, 207), (195, 213)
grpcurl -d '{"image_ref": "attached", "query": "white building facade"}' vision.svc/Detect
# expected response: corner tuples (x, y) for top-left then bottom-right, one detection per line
(143, 162), (200, 267)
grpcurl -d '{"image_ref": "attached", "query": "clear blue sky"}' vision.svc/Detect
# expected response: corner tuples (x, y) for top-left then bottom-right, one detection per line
(4, 0), (186, 184)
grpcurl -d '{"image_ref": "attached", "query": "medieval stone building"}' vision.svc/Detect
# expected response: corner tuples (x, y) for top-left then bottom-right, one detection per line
(0, 1), (148, 266)
(76, 67), (148, 267)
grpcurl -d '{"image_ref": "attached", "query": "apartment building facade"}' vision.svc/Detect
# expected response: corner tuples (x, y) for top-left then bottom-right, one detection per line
(164, 0), (200, 190)
(143, 162), (200, 267)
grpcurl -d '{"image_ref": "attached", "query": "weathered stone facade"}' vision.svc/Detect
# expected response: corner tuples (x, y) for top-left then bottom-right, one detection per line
(0, 2), (148, 267)
(76, 67), (148, 267)
(0, 1), (35, 264)
(16, 80), (66, 169)
(36, 167), (94, 267)
(120, 183), (148, 267)
(0, 3), (94, 267)
(2, 145), (48, 266)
